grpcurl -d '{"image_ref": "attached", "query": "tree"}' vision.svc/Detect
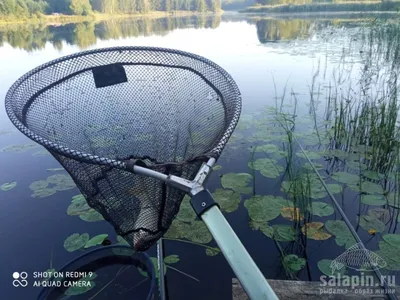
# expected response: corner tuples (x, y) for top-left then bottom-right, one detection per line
(195, 0), (207, 12)
(69, 0), (92, 15)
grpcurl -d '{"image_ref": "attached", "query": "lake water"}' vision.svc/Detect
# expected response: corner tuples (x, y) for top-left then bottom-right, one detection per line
(1, 12), (399, 300)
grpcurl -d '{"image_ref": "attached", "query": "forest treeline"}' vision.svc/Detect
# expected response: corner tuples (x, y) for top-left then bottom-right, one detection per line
(0, 0), (222, 18)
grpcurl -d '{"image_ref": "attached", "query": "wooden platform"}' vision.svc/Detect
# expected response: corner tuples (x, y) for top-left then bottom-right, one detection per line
(233, 278), (399, 299)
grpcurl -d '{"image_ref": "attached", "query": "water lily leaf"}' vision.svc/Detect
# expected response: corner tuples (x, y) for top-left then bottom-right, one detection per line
(84, 234), (108, 249)
(383, 234), (400, 249)
(65, 281), (96, 296)
(206, 247), (220, 256)
(29, 180), (49, 190)
(296, 150), (321, 160)
(213, 165), (222, 171)
(368, 208), (390, 223)
(116, 235), (130, 246)
(164, 220), (186, 239)
(325, 220), (356, 249)
(281, 207), (303, 221)
(249, 220), (274, 238)
(308, 202), (334, 217)
(47, 168), (65, 172)
(301, 222), (332, 240)
(331, 172), (360, 185)
(260, 164), (284, 179)
(1, 182), (16, 191)
(48, 174), (76, 191)
(348, 182), (385, 195)
(1, 144), (38, 153)
(325, 149), (349, 160)
(283, 254), (306, 272)
(248, 158), (278, 171)
(164, 255), (180, 264)
(303, 162), (325, 171)
(212, 189), (241, 213)
(361, 195), (386, 206)
(245, 195), (293, 222)
(67, 195), (90, 216)
(254, 144), (279, 153)
(64, 233), (89, 252)
(185, 221), (212, 244)
(221, 173), (253, 194)
(318, 259), (346, 276)
(79, 209), (104, 222)
(376, 241), (400, 270)
(362, 171), (383, 181)
(346, 161), (367, 171)
(177, 196), (197, 222)
(31, 188), (57, 198)
(387, 193), (400, 208)
(271, 225), (296, 242)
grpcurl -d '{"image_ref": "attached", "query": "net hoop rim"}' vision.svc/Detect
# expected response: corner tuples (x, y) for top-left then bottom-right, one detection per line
(5, 46), (242, 169)
(35, 245), (156, 300)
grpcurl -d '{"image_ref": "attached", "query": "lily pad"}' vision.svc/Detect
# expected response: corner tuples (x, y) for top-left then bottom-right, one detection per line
(307, 202), (334, 217)
(1, 144), (38, 153)
(65, 280), (95, 296)
(296, 150), (321, 160)
(185, 221), (212, 244)
(331, 172), (360, 185)
(271, 225), (296, 242)
(29, 180), (49, 190)
(213, 165), (222, 171)
(48, 174), (76, 191)
(47, 168), (65, 172)
(79, 209), (104, 222)
(368, 208), (390, 223)
(281, 207), (303, 221)
(318, 259), (346, 276)
(362, 171), (383, 181)
(301, 222), (332, 240)
(248, 158), (278, 171)
(221, 173), (253, 194)
(361, 195), (386, 206)
(32, 150), (50, 157)
(303, 162), (325, 171)
(260, 164), (284, 179)
(346, 161), (367, 171)
(212, 189), (241, 213)
(32, 188), (57, 198)
(205, 247), (220, 256)
(245, 195), (293, 222)
(177, 196), (197, 222)
(67, 196), (90, 216)
(283, 254), (306, 272)
(249, 220), (274, 238)
(254, 144), (279, 153)
(1, 182), (16, 191)
(348, 182), (385, 195)
(64, 233), (89, 252)
(84, 234), (108, 249)
(325, 220), (356, 249)
(325, 149), (349, 160)
(382, 234), (400, 248)
(376, 241), (400, 271)
(387, 193), (400, 208)
(164, 255), (180, 264)
(116, 235), (130, 246)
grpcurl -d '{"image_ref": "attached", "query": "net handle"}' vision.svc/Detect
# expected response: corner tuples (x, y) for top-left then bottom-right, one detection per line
(132, 159), (278, 299)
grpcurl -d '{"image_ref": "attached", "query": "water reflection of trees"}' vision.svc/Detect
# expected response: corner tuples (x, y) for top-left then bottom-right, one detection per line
(254, 18), (368, 42)
(0, 15), (221, 51)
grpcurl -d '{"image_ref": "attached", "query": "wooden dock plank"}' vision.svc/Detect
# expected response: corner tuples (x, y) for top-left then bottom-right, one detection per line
(233, 278), (399, 299)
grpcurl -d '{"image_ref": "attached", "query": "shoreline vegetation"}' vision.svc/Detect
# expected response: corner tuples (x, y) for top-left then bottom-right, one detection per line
(0, 0), (223, 25)
(0, 10), (220, 25)
(242, 1), (400, 13)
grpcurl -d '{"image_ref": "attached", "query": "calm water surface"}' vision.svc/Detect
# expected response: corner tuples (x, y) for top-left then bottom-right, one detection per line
(0, 13), (398, 300)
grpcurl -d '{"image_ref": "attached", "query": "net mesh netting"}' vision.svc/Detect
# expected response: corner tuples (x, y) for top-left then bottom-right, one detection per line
(5, 47), (241, 251)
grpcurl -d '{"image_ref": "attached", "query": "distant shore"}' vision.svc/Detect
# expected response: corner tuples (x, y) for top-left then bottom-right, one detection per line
(0, 11), (221, 26)
(241, 1), (400, 14)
